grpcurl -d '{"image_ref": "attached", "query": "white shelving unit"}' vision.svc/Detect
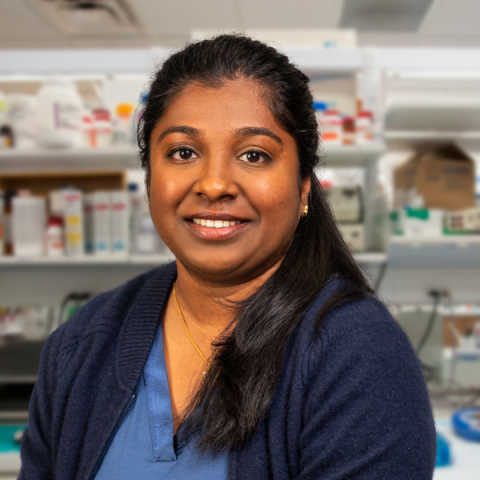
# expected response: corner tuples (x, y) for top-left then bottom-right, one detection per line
(0, 253), (175, 267)
(388, 236), (480, 268)
(316, 143), (386, 253)
(0, 146), (140, 172)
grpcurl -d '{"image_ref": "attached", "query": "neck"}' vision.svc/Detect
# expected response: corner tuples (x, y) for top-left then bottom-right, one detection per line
(173, 259), (282, 334)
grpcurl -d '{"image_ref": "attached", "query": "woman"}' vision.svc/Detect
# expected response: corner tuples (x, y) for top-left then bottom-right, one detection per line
(20, 35), (436, 479)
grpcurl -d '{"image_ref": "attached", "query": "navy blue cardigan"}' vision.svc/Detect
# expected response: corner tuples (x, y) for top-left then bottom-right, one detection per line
(19, 262), (436, 479)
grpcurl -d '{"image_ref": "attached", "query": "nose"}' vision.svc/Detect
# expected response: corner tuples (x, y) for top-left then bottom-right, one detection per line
(192, 155), (239, 202)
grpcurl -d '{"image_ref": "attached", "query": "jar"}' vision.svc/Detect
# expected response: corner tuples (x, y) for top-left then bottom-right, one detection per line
(321, 110), (342, 144)
(37, 77), (82, 148)
(342, 116), (355, 145)
(356, 110), (374, 145)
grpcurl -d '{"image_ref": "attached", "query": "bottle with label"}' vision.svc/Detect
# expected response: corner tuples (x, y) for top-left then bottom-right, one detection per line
(113, 103), (134, 146)
(321, 110), (342, 145)
(356, 110), (374, 145)
(12, 194), (46, 257)
(63, 189), (84, 256)
(92, 108), (113, 148)
(111, 191), (129, 256)
(93, 191), (111, 255)
(37, 77), (82, 148)
(45, 216), (64, 257)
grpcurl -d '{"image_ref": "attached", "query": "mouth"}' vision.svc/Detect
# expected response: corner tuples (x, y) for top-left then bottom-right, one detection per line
(192, 218), (242, 228)
(184, 213), (249, 240)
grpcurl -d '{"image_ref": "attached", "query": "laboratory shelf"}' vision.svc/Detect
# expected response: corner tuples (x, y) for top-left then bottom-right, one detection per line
(0, 252), (381, 267)
(354, 252), (387, 264)
(0, 144), (385, 173)
(317, 143), (385, 168)
(388, 236), (480, 268)
(0, 253), (175, 267)
(0, 146), (140, 173)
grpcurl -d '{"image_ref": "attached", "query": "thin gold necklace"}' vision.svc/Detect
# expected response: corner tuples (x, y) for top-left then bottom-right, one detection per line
(172, 282), (211, 377)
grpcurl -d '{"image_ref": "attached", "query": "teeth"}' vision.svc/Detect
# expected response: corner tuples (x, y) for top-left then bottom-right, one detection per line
(192, 219), (241, 228)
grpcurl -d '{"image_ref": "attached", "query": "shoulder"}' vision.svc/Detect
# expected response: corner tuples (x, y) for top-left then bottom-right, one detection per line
(45, 261), (177, 359)
(297, 278), (414, 378)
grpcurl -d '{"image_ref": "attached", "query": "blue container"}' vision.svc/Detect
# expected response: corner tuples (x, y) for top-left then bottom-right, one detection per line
(435, 432), (451, 467)
(452, 407), (480, 442)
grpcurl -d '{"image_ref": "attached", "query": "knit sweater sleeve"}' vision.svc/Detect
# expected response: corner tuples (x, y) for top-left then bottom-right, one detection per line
(297, 296), (436, 480)
(18, 291), (111, 480)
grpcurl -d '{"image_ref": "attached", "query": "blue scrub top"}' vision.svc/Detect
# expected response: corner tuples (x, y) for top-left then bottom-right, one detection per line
(95, 320), (228, 479)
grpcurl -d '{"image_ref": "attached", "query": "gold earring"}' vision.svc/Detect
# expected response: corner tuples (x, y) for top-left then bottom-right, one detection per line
(302, 205), (308, 217)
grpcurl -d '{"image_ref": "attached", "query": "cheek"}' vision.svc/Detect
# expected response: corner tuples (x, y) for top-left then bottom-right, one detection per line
(253, 175), (301, 229)
(148, 169), (185, 234)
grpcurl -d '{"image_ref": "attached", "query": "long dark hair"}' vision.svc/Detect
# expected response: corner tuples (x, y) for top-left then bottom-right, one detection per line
(138, 34), (373, 452)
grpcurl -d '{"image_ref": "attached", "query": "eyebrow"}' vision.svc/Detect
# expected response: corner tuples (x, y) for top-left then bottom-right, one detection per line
(235, 127), (283, 145)
(156, 125), (201, 144)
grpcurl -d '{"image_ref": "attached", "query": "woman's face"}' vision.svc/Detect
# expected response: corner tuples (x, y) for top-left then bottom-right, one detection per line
(149, 78), (310, 285)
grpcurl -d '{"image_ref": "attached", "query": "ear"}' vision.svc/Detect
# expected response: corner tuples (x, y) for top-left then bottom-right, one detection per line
(300, 176), (311, 215)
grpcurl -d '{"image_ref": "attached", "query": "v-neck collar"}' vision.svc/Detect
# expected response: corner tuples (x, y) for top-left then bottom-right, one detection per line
(143, 314), (177, 462)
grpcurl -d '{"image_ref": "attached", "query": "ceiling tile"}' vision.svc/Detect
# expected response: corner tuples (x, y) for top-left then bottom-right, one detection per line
(0, 0), (58, 39)
(420, 0), (480, 36)
(129, 0), (239, 36)
(238, 0), (341, 29)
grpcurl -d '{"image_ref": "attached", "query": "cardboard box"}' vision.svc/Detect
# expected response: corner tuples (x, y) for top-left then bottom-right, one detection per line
(338, 223), (364, 252)
(393, 144), (475, 211)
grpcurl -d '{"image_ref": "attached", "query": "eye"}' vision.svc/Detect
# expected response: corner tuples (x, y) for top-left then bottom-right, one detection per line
(169, 147), (198, 161)
(238, 150), (271, 164)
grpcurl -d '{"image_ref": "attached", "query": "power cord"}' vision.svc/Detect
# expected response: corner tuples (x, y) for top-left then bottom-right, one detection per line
(416, 290), (449, 382)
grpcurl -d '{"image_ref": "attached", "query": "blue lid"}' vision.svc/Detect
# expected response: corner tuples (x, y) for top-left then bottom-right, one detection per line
(127, 183), (139, 192)
(452, 407), (480, 442)
(140, 93), (148, 104)
(313, 101), (328, 111)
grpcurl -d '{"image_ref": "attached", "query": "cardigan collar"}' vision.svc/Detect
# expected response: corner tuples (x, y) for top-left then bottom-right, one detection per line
(116, 261), (177, 392)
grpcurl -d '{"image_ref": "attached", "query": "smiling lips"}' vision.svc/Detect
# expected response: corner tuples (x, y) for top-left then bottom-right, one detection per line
(186, 215), (248, 240)
(192, 219), (241, 228)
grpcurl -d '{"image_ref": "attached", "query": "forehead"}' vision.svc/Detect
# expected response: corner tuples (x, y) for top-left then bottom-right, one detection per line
(154, 78), (286, 137)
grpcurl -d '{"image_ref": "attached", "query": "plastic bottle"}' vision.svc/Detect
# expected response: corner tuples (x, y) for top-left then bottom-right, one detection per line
(111, 190), (129, 255)
(321, 110), (342, 144)
(37, 77), (82, 148)
(127, 183), (142, 253)
(63, 189), (84, 256)
(92, 108), (113, 148)
(93, 191), (111, 255)
(7, 94), (37, 149)
(45, 216), (64, 257)
(12, 194), (46, 257)
(113, 103), (134, 146)
(356, 110), (374, 145)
